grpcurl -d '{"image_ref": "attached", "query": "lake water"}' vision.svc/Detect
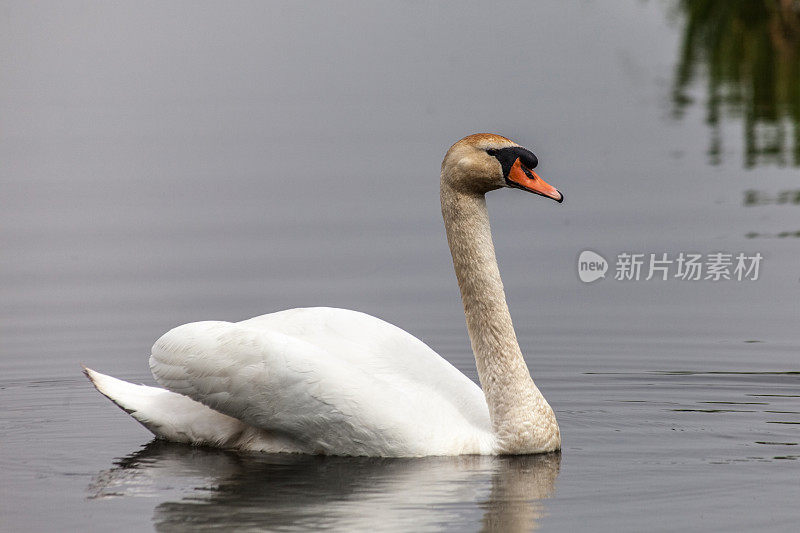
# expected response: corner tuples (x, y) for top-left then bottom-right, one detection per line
(2, 1), (798, 531)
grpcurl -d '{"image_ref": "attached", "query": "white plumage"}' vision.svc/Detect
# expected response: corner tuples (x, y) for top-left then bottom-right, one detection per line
(153, 307), (494, 455)
(87, 307), (494, 456)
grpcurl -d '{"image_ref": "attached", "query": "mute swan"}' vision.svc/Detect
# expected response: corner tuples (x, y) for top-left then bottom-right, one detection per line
(85, 133), (563, 456)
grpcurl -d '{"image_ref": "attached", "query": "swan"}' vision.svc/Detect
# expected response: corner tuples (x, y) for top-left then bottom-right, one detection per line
(85, 133), (564, 456)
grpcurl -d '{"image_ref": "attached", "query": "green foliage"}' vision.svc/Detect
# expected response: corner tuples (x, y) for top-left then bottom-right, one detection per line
(673, 0), (800, 167)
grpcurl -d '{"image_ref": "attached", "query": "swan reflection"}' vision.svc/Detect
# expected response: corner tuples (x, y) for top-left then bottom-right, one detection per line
(89, 441), (560, 532)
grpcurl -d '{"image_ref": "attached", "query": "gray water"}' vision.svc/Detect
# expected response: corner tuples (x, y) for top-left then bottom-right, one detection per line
(2, 1), (799, 531)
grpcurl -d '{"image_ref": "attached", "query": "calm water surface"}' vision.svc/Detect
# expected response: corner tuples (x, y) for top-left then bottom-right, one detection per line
(2, 1), (798, 531)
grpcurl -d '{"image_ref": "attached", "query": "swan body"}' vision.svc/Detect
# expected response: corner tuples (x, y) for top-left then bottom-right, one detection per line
(86, 133), (563, 456)
(88, 308), (494, 456)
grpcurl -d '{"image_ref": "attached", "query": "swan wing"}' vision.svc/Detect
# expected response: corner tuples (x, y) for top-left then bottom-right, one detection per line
(149, 307), (492, 456)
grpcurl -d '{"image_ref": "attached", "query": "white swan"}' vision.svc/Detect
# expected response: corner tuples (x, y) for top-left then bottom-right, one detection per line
(85, 133), (563, 456)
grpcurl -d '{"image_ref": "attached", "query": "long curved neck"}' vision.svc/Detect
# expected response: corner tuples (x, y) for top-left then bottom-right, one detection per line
(440, 179), (559, 453)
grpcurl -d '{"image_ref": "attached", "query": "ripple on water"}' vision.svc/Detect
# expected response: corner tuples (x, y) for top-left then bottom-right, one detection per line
(560, 370), (800, 465)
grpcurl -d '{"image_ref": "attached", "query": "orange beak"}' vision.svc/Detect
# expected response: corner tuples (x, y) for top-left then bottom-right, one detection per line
(506, 158), (563, 203)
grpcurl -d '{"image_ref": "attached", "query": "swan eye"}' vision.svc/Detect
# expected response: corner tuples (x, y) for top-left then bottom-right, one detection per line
(486, 149), (498, 157)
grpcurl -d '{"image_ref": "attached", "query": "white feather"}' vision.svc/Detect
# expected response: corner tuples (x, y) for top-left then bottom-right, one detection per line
(87, 308), (494, 456)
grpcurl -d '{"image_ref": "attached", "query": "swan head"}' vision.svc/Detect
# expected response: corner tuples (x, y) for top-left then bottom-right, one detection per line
(442, 133), (563, 202)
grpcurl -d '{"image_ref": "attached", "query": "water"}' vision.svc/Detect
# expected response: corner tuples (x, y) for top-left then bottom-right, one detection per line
(2, 1), (799, 531)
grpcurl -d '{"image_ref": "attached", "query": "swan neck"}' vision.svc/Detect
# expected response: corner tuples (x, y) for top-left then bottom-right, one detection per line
(440, 179), (560, 453)
(440, 184), (528, 386)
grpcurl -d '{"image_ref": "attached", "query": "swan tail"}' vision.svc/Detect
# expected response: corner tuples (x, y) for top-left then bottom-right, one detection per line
(82, 366), (250, 447)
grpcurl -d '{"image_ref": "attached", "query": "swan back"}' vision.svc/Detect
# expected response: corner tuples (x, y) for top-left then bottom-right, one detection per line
(150, 307), (494, 456)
